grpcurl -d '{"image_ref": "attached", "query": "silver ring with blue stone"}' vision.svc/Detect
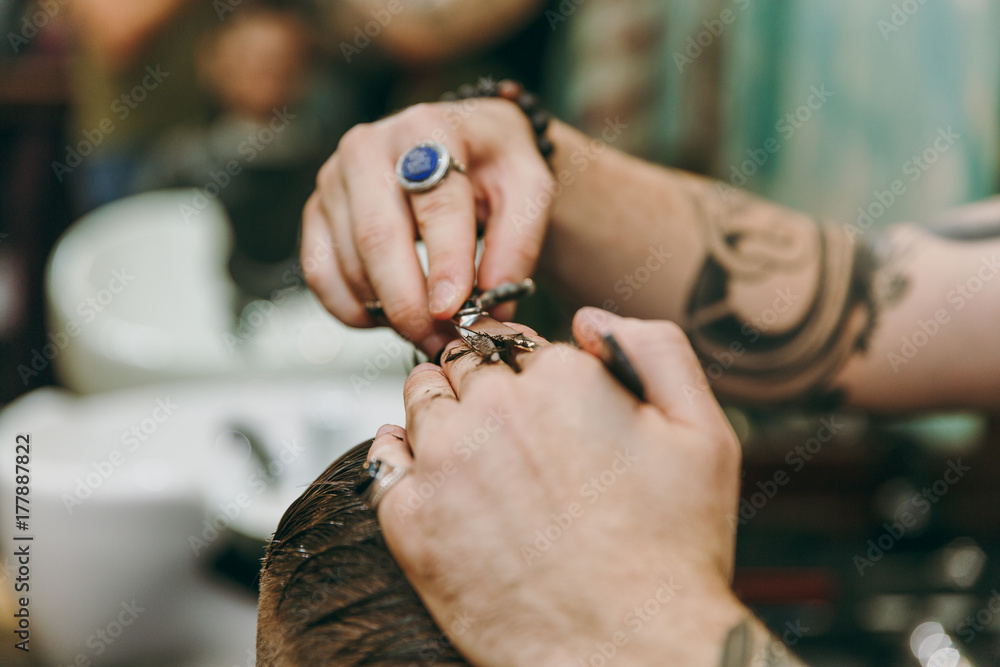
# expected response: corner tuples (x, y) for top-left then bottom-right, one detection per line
(395, 140), (466, 193)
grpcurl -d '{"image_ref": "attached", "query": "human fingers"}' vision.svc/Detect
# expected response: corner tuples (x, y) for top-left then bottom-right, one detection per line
(402, 362), (459, 456)
(361, 426), (413, 524)
(301, 192), (371, 327)
(335, 123), (449, 351)
(572, 308), (735, 440)
(439, 322), (550, 394)
(474, 105), (555, 293)
(366, 423), (411, 464)
(404, 143), (478, 319)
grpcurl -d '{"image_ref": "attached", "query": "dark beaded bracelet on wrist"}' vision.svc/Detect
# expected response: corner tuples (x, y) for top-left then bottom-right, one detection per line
(440, 78), (554, 162)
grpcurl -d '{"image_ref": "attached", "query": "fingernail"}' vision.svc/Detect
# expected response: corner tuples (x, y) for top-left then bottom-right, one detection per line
(429, 280), (458, 316)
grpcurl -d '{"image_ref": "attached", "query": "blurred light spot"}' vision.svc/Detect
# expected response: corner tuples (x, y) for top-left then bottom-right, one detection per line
(918, 633), (952, 664)
(926, 647), (960, 667)
(858, 595), (914, 633)
(911, 622), (945, 657)
(942, 538), (986, 588)
(298, 319), (342, 364)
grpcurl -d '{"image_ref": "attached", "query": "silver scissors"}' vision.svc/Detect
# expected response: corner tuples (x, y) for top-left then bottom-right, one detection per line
(362, 279), (538, 371)
(365, 278), (644, 398)
(448, 279), (538, 372)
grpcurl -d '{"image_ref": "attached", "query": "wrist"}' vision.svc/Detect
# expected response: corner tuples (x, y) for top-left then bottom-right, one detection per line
(540, 119), (701, 318)
(512, 570), (749, 667)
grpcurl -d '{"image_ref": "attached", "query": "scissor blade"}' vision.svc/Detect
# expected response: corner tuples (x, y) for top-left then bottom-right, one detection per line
(457, 313), (525, 339)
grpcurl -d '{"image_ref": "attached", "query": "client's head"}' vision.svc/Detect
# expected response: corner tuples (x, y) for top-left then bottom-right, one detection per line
(256, 440), (470, 666)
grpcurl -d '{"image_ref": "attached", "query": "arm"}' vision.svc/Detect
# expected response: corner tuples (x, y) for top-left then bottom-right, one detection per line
(542, 121), (1000, 411)
(305, 101), (1000, 411)
(70, 0), (193, 70)
(329, 0), (545, 65)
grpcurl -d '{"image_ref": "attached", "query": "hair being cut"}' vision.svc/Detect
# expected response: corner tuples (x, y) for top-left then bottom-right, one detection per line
(256, 440), (469, 666)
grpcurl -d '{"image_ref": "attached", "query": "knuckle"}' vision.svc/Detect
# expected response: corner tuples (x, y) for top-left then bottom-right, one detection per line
(337, 122), (372, 152)
(353, 217), (395, 256)
(404, 365), (440, 394)
(386, 298), (430, 336)
(530, 344), (587, 379)
(653, 319), (688, 344)
(394, 102), (439, 127)
(315, 157), (339, 191)
(413, 193), (464, 222)
(301, 254), (323, 291)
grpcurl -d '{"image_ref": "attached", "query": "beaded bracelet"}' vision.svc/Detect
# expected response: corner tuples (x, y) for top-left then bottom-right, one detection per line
(440, 78), (554, 163)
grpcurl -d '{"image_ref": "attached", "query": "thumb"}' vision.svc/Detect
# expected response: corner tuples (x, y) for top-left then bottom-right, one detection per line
(572, 307), (730, 432)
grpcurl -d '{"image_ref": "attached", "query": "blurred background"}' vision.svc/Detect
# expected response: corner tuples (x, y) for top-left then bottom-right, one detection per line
(0, 0), (998, 665)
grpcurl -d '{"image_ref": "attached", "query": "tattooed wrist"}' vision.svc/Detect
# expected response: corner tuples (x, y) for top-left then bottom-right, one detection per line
(680, 181), (908, 406)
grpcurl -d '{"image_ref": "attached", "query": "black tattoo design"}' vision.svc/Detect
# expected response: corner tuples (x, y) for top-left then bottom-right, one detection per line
(681, 184), (909, 406)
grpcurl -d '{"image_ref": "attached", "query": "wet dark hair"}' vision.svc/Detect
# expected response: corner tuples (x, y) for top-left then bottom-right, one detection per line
(256, 440), (470, 666)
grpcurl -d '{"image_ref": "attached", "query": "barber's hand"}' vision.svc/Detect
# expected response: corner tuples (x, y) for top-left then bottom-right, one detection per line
(302, 99), (554, 354)
(369, 309), (748, 667)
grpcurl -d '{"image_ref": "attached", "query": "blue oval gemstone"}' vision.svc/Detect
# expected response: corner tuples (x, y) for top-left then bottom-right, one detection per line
(401, 145), (439, 182)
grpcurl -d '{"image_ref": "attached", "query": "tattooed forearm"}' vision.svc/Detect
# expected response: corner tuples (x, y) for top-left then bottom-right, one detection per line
(679, 182), (909, 406)
(720, 617), (808, 667)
